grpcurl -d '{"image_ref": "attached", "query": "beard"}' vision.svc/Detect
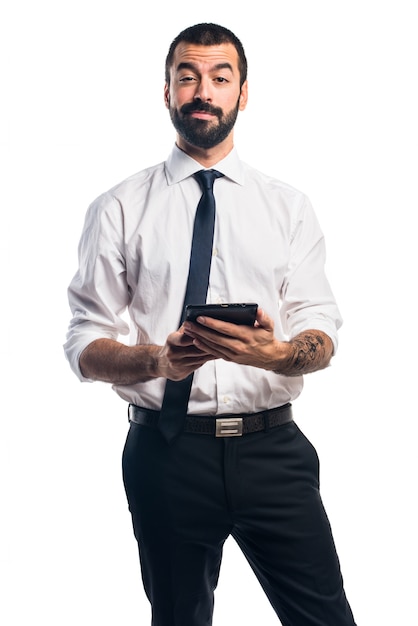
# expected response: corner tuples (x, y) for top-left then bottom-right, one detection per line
(169, 99), (240, 149)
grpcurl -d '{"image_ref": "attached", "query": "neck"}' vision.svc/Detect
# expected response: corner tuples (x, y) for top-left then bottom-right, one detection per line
(176, 134), (234, 168)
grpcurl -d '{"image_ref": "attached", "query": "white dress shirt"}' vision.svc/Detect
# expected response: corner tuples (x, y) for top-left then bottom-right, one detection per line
(64, 145), (342, 415)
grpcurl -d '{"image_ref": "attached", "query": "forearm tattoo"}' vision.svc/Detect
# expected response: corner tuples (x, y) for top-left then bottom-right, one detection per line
(279, 331), (332, 376)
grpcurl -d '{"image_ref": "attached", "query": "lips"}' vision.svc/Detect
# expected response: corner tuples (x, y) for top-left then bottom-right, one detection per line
(189, 111), (216, 120)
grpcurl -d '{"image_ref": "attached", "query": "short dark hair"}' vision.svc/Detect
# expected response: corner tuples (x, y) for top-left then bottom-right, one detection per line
(165, 23), (248, 87)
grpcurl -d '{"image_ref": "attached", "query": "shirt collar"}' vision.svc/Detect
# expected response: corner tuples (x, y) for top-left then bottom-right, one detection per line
(165, 143), (245, 186)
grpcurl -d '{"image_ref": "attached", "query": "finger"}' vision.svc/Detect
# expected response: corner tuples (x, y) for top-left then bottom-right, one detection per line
(168, 345), (210, 363)
(255, 307), (274, 330)
(168, 331), (196, 347)
(185, 317), (248, 339)
(191, 336), (239, 360)
(195, 317), (238, 336)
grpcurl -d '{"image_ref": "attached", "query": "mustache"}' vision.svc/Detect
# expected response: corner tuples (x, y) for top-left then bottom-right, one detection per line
(180, 101), (223, 118)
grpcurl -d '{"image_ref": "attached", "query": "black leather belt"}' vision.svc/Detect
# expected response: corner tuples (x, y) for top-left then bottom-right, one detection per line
(128, 403), (293, 437)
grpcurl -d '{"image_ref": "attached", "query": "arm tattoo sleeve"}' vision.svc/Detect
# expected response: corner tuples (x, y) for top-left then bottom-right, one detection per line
(277, 331), (333, 376)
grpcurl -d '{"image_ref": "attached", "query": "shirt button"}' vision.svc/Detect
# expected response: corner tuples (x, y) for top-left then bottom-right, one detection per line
(212, 248), (218, 257)
(222, 396), (230, 404)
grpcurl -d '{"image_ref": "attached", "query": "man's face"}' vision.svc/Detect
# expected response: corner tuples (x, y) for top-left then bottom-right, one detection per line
(165, 43), (248, 151)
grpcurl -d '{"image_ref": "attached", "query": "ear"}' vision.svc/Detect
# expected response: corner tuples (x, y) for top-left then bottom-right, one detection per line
(164, 83), (170, 109)
(238, 80), (248, 111)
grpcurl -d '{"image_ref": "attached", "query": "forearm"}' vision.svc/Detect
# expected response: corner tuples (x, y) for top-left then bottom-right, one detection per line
(79, 338), (161, 385)
(274, 330), (334, 376)
(183, 311), (335, 376)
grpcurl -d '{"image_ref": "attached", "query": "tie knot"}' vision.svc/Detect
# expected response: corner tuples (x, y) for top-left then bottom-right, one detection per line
(194, 169), (224, 191)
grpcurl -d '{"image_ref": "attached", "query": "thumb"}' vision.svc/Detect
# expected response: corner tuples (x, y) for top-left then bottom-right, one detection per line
(255, 308), (274, 330)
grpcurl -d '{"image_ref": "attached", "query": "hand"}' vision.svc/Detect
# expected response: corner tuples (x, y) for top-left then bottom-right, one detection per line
(156, 326), (217, 381)
(182, 308), (288, 371)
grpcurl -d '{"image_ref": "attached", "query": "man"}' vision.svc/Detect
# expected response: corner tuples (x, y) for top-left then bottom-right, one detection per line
(65, 23), (356, 626)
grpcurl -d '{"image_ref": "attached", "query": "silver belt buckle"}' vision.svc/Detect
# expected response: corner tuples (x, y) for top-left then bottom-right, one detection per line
(215, 417), (243, 437)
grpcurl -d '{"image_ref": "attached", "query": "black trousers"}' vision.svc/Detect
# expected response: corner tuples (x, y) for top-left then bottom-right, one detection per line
(122, 415), (356, 626)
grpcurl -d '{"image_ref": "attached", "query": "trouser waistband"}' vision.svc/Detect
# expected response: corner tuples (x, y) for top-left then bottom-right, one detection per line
(128, 403), (293, 437)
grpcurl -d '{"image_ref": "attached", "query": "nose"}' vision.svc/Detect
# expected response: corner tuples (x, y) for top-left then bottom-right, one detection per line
(193, 77), (212, 102)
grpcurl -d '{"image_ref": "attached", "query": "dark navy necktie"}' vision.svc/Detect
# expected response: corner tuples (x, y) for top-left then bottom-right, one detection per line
(158, 169), (224, 442)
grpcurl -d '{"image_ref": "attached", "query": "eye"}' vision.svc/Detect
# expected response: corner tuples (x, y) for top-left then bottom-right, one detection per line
(179, 76), (196, 83)
(214, 76), (229, 83)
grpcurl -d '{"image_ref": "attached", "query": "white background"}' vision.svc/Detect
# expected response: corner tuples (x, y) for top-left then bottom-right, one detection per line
(2, 1), (417, 624)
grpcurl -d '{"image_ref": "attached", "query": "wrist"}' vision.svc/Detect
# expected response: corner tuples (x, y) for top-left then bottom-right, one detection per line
(149, 345), (167, 379)
(270, 340), (295, 375)
(132, 344), (163, 380)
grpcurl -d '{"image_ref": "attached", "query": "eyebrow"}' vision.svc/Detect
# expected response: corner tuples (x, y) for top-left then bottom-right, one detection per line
(176, 62), (234, 74)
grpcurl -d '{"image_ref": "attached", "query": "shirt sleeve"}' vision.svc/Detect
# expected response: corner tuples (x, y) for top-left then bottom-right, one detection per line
(64, 192), (130, 381)
(280, 194), (343, 352)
